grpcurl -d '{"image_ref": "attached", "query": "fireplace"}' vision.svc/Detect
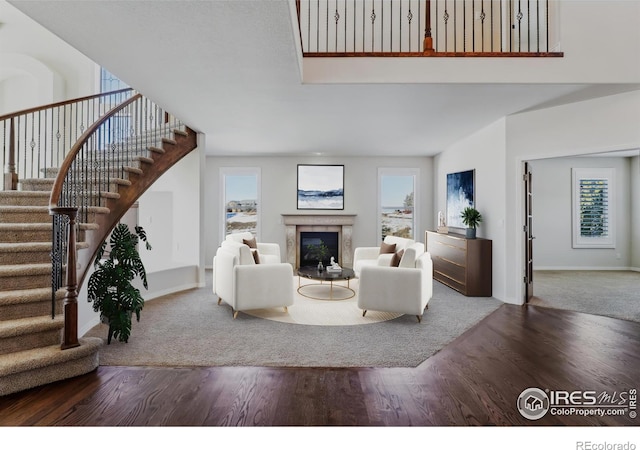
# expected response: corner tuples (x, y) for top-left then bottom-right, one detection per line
(281, 214), (356, 269)
(299, 231), (339, 268)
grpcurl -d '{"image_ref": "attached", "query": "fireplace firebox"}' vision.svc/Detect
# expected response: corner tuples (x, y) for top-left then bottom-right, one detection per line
(299, 232), (339, 268)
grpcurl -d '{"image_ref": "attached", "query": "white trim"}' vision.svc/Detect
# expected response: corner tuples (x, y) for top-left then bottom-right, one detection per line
(143, 283), (200, 301)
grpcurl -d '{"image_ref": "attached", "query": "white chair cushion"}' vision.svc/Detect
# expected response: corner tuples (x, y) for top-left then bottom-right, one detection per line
(399, 242), (425, 268)
(221, 240), (255, 265)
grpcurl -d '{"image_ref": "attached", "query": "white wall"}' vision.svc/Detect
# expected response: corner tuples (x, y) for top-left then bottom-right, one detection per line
(205, 155), (434, 268)
(434, 118), (508, 302)
(0, 1), (98, 112)
(505, 90), (640, 303)
(529, 156), (633, 270)
(139, 148), (204, 280)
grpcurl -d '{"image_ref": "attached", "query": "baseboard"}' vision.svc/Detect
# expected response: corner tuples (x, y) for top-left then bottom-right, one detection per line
(144, 282), (200, 301)
(534, 266), (635, 271)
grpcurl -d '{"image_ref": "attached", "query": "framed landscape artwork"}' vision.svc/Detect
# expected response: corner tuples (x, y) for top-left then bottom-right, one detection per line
(297, 164), (344, 210)
(446, 169), (475, 229)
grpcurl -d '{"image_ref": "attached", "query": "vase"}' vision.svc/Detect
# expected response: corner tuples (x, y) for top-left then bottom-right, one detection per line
(317, 261), (324, 272)
(466, 228), (476, 239)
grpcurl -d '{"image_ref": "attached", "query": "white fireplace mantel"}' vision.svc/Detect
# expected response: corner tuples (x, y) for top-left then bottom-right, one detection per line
(281, 214), (356, 268)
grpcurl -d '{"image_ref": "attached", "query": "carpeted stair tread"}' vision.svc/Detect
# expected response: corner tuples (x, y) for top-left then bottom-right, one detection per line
(0, 223), (52, 230)
(0, 242), (88, 252)
(18, 178), (55, 191)
(0, 263), (51, 276)
(0, 337), (103, 378)
(0, 191), (50, 206)
(0, 242), (89, 251)
(0, 315), (63, 339)
(0, 287), (64, 305)
(0, 205), (49, 213)
(0, 222), (99, 230)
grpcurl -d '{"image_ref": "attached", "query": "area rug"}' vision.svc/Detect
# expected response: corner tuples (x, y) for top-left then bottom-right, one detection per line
(245, 277), (402, 325)
(84, 271), (503, 368)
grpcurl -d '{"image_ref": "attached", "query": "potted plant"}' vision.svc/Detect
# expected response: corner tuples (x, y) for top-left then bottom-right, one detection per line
(460, 206), (483, 239)
(306, 240), (330, 271)
(87, 223), (151, 344)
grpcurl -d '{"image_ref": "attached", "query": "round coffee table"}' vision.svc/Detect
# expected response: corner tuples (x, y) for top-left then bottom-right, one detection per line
(296, 267), (356, 300)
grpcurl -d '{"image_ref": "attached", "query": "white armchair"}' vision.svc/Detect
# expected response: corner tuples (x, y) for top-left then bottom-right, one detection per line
(357, 242), (433, 323)
(212, 239), (294, 319)
(353, 235), (416, 277)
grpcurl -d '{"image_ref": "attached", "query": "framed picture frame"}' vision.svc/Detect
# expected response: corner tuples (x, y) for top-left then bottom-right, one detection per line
(297, 164), (344, 210)
(446, 169), (475, 229)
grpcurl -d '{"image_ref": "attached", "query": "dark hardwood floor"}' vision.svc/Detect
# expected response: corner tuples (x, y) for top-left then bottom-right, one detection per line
(1, 304), (638, 426)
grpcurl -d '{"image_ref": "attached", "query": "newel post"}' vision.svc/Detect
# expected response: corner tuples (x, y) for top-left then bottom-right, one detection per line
(423, 0), (434, 54)
(51, 207), (80, 350)
(4, 117), (18, 190)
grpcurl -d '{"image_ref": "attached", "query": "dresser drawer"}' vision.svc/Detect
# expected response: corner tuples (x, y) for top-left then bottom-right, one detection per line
(428, 232), (467, 251)
(433, 271), (467, 294)
(432, 255), (466, 284)
(429, 240), (466, 266)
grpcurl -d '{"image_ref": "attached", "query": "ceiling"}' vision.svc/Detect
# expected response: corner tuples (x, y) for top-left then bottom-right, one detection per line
(5, 0), (638, 157)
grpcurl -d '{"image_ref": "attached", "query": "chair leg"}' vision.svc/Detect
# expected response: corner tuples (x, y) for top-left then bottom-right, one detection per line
(416, 315), (422, 323)
(362, 310), (367, 317)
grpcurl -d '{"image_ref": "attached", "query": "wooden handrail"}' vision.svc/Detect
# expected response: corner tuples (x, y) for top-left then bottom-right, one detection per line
(48, 93), (142, 210)
(0, 88), (134, 122)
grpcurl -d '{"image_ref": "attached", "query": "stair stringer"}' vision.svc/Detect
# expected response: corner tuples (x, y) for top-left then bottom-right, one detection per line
(73, 127), (198, 290)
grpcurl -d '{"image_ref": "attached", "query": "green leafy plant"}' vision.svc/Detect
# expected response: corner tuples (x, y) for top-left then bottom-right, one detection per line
(87, 223), (151, 344)
(460, 207), (483, 229)
(306, 240), (330, 263)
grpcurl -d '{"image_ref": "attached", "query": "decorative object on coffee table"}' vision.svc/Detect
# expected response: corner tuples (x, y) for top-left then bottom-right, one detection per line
(327, 256), (342, 273)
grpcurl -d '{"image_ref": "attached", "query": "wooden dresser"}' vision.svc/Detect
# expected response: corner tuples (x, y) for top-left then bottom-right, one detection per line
(425, 230), (492, 297)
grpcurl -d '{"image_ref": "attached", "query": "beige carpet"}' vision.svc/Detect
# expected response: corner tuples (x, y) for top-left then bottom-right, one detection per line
(530, 270), (640, 323)
(245, 277), (402, 325)
(84, 271), (503, 367)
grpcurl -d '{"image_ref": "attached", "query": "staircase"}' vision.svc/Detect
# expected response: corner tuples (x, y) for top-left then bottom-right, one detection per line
(0, 92), (197, 396)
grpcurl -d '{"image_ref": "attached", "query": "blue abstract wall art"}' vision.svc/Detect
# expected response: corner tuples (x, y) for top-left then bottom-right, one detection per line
(446, 169), (475, 228)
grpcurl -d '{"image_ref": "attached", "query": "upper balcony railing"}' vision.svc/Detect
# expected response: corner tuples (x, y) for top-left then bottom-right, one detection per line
(296, 0), (563, 56)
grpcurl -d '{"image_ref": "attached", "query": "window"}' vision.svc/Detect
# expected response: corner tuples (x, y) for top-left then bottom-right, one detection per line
(220, 168), (261, 243)
(100, 67), (129, 93)
(572, 168), (615, 248)
(378, 168), (419, 242)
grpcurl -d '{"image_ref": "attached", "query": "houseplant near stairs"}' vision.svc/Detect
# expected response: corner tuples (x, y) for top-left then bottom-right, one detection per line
(87, 223), (151, 344)
(460, 207), (483, 239)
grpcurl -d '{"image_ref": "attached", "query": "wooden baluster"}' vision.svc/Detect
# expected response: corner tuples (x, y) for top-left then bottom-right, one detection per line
(4, 117), (18, 190)
(423, 0), (434, 53)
